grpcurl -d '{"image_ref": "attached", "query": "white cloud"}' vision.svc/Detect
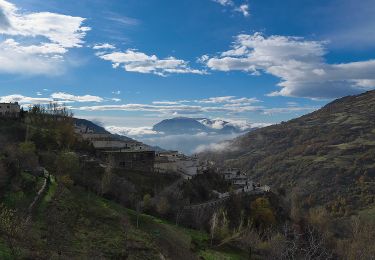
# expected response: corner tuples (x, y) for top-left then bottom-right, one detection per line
(93, 43), (115, 50)
(96, 49), (206, 76)
(198, 96), (235, 103)
(204, 32), (375, 99)
(197, 96), (260, 104)
(0, 92), (108, 106)
(194, 140), (234, 153)
(77, 102), (263, 115)
(212, 0), (234, 6)
(0, 94), (52, 104)
(0, 0), (89, 75)
(235, 4), (250, 17)
(51, 92), (104, 103)
(211, 0), (250, 17)
(152, 101), (181, 105)
(106, 126), (159, 137)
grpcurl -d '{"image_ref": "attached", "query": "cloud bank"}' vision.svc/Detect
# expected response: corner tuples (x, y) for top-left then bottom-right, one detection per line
(204, 32), (375, 99)
(0, 0), (90, 75)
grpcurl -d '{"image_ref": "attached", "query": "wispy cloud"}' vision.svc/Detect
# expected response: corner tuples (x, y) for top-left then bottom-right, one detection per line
(0, 92), (106, 105)
(51, 92), (104, 103)
(105, 12), (140, 26)
(95, 48), (206, 76)
(93, 43), (116, 50)
(76, 95), (264, 114)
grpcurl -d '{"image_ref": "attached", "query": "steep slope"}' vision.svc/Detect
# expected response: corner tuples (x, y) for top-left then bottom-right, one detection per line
(74, 118), (109, 134)
(201, 90), (375, 216)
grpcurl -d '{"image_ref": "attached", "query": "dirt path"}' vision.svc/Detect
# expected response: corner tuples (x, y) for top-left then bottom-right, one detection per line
(25, 168), (49, 223)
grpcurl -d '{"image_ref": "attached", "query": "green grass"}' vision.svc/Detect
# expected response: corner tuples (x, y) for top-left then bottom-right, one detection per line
(199, 248), (246, 260)
(2, 174), (247, 259)
(358, 206), (375, 222)
(0, 240), (11, 260)
(37, 175), (57, 213)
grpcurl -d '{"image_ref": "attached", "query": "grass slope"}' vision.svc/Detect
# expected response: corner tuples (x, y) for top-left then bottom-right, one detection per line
(1, 175), (246, 259)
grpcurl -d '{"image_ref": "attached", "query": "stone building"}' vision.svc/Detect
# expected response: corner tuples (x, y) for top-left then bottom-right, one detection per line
(0, 102), (21, 118)
(103, 149), (155, 172)
(155, 151), (200, 179)
(81, 133), (147, 151)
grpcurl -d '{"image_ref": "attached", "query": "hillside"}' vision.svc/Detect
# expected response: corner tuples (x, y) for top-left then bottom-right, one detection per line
(1, 104), (373, 259)
(201, 90), (375, 217)
(0, 110), (251, 259)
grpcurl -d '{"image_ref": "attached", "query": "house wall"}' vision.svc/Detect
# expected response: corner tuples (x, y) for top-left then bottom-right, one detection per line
(0, 103), (20, 117)
(105, 150), (155, 172)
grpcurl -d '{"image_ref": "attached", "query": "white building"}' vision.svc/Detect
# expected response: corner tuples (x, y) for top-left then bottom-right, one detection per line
(0, 102), (20, 118)
(155, 151), (200, 179)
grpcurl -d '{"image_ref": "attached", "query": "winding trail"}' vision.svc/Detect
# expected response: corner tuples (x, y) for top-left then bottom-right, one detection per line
(25, 168), (50, 224)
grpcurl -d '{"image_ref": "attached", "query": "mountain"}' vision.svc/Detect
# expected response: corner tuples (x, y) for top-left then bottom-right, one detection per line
(74, 118), (109, 134)
(152, 117), (254, 135)
(200, 90), (375, 216)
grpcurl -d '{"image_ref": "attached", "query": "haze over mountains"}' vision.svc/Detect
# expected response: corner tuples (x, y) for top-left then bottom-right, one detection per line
(105, 117), (270, 154)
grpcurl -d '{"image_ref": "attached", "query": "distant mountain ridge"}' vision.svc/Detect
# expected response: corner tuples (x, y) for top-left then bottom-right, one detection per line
(152, 117), (254, 135)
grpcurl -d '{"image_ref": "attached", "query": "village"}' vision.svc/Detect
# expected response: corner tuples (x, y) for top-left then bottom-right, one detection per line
(1, 101), (270, 202)
(75, 118), (271, 200)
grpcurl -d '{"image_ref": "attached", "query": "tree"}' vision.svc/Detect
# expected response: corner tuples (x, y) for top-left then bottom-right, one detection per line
(55, 151), (79, 177)
(0, 161), (9, 194)
(18, 141), (38, 170)
(121, 216), (131, 258)
(340, 217), (375, 259)
(156, 196), (170, 216)
(209, 208), (230, 243)
(250, 197), (276, 228)
(0, 204), (22, 257)
(210, 212), (218, 246)
(135, 200), (143, 229)
(143, 194), (152, 212)
(101, 155), (114, 195)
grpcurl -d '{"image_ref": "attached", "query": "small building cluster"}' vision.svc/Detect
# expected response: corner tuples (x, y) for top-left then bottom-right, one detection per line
(214, 168), (271, 198)
(155, 151), (207, 179)
(76, 125), (205, 178)
(0, 102), (21, 118)
(76, 130), (154, 172)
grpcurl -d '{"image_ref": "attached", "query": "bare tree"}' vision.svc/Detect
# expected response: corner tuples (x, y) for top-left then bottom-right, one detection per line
(101, 155), (114, 195)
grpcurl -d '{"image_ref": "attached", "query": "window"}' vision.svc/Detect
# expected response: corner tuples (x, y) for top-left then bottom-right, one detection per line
(119, 162), (126, 167)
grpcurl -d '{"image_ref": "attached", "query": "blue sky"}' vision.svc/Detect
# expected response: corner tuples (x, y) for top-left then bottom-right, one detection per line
(0, 0), (375, 133)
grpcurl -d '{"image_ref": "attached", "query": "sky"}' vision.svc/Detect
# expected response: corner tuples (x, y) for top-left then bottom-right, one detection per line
(0, 0), (375, 149)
